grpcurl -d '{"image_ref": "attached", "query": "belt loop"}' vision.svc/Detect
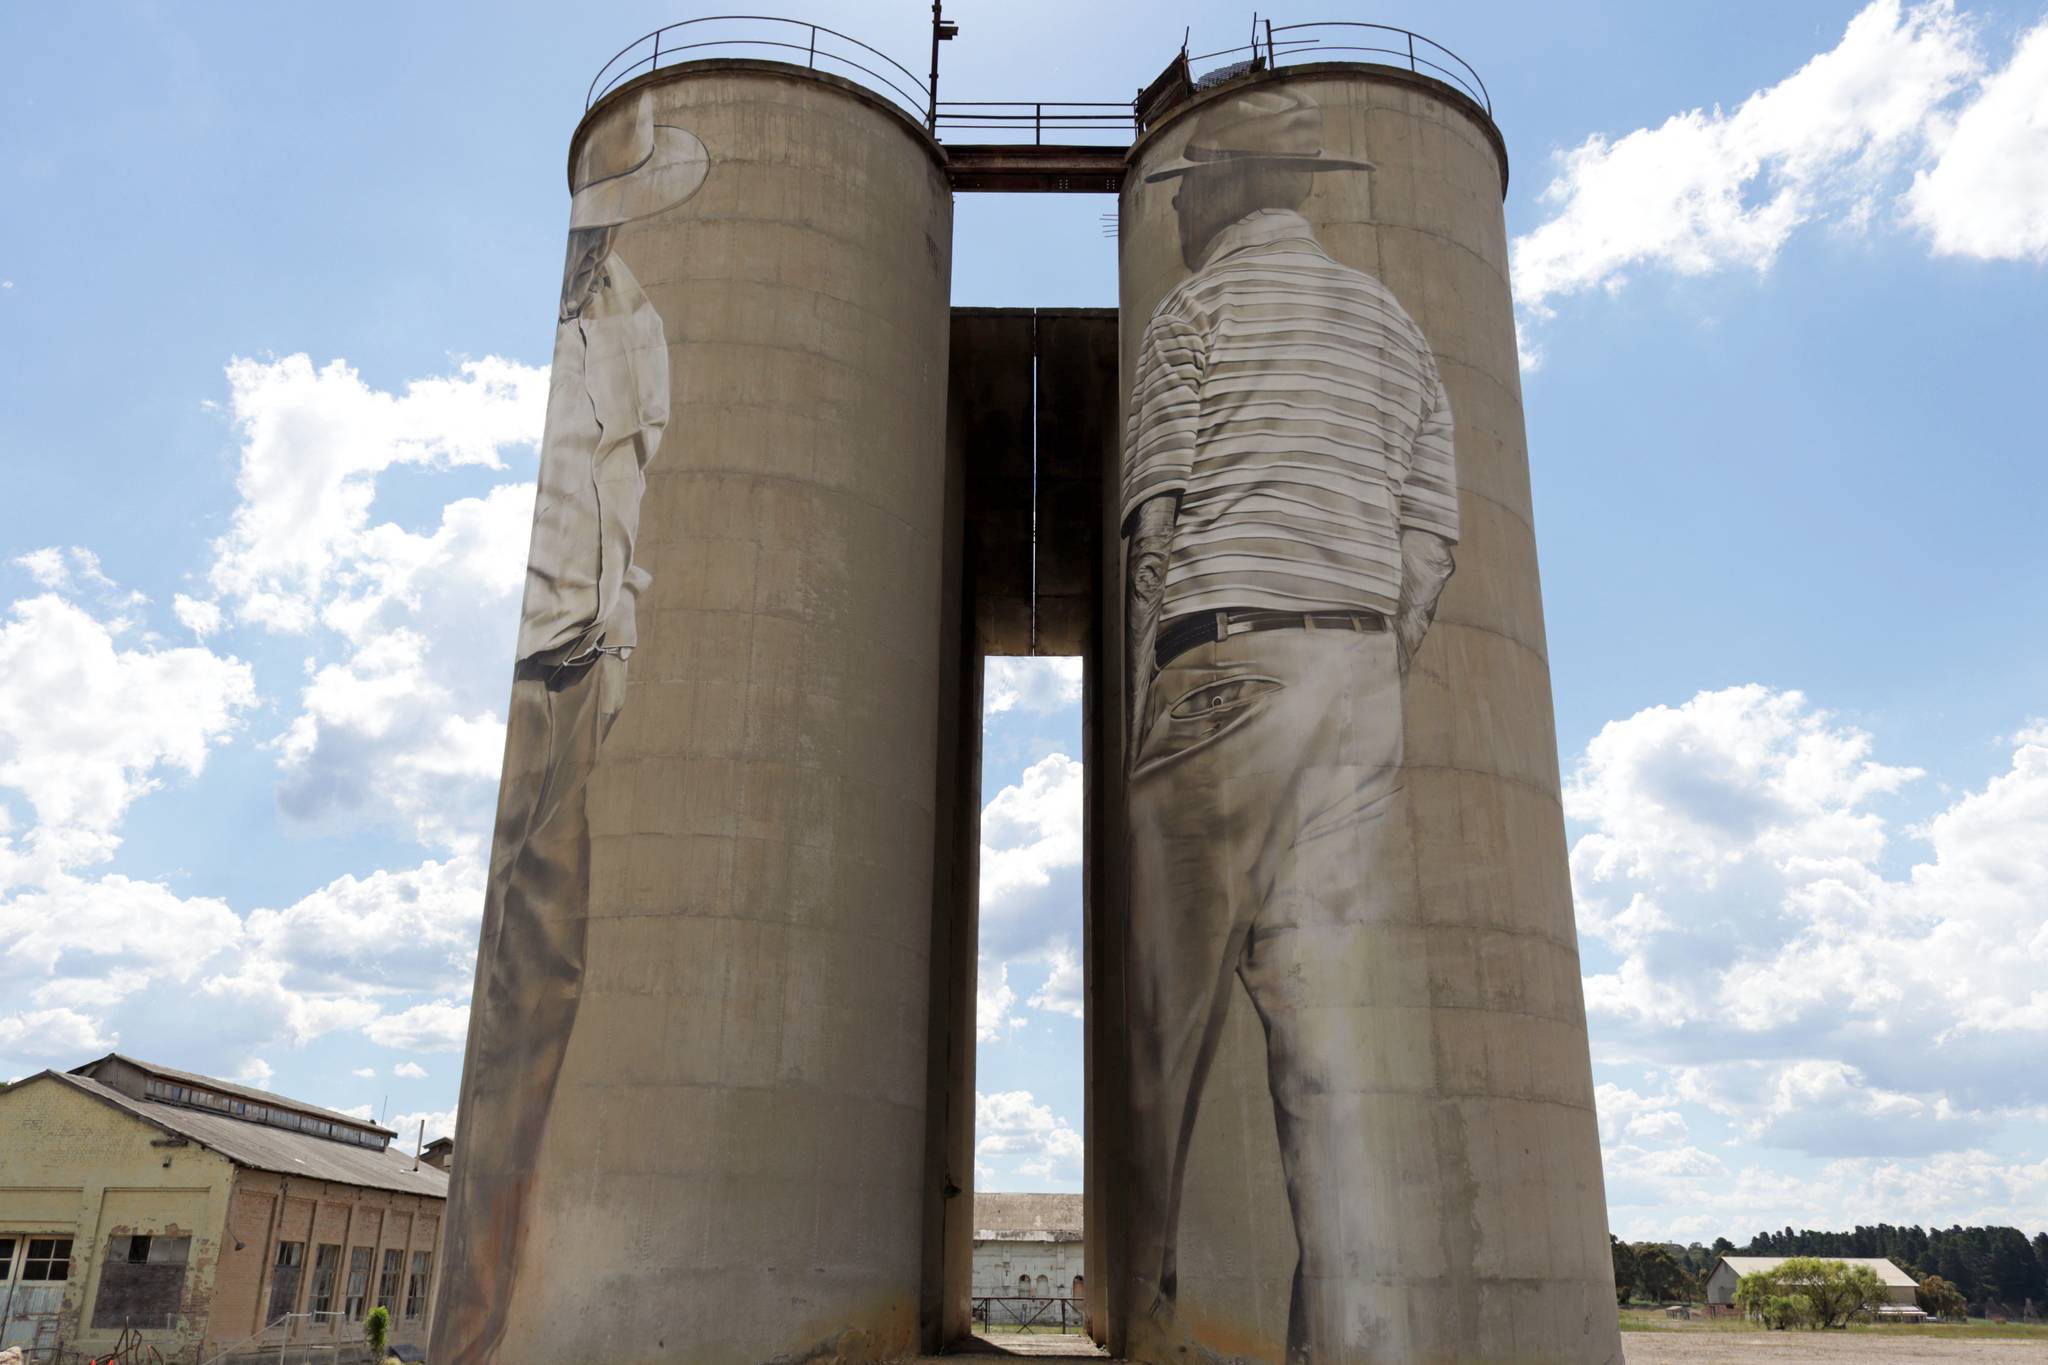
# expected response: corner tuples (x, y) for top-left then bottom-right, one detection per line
(1214, 610), (1230, 642)
(1303, 613), (1316, 630)
(1352, 615), (1365, 632)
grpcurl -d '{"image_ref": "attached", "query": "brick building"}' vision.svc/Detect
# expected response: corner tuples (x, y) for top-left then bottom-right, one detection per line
(0, 1054), (446, 1362)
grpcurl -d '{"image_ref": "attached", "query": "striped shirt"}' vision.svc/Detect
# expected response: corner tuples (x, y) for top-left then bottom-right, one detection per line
(1121, 209), (1458, 621)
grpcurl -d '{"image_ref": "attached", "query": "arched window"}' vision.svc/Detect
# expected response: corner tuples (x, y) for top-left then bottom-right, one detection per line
(1018, 1274), (1032, 1295)
(1035, 1274), (1050, 1297)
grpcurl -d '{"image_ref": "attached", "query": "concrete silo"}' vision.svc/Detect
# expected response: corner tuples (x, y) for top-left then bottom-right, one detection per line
(433, 56), (954, 1365)
(1110, 58), (1623, 1364)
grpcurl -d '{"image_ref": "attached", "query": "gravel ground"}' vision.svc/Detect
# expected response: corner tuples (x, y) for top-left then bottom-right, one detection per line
(1623, 1332), (2048, 1362)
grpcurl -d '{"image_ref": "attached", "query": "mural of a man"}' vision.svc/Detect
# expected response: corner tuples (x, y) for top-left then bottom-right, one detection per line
(432, 92), (706, 1365)
(1122, 88), (1459, 1362)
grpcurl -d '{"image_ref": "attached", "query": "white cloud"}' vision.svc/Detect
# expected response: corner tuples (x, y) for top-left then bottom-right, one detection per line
(984, 657), (1084, 715)
(172, 594), (224, 639)
(392, 1060), (427, 1079)
(362, 999), (471, 1052)
(1514, 0), (1978, 311)
(237, 1057), (274, 1088)
(977, 959), (1021, 1043)
(14, 549), (67, 590)
(387, 1105), (458, 1145)
(1512, 0), (2048, 353)
(979, 753), (1084, 952)
(1027, 940), (1085, 1020)
(0, 1007), (115, 1059)
(0, 593), (256, 882)
(207, 354), (544, 632)
(200, 355), (542, 855)
(1572, 685), (2048, 1225)
(0, 874), (240, 978)
(976, 1089), (1083, 1188)
(238, 855), (483, 997)
(1906, 18), (2048, 260)
(351, 1066), (377, 1079)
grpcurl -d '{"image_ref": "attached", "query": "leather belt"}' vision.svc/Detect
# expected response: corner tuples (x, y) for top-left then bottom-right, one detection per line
(1156, 607), (1387, 669)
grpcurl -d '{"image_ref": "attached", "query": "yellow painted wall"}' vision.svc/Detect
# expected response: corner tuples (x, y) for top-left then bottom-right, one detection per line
(0, 1076), (234, 1360)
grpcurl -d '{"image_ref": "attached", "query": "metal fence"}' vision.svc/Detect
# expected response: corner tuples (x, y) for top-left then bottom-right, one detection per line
(971, 1295), (1087, 1333)
(587, 16), (930, 121)
(1189, 21), (1491, 115)
(580, 14), (1494, 141)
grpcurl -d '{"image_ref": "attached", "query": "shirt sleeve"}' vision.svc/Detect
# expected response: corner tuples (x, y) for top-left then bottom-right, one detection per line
(1399, 359), (1459, 544)
(1119, 304), (1205, 535)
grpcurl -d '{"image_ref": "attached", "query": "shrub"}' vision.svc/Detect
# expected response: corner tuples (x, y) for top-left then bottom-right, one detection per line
(1918, 1273), (1968, 1322)
(363, 1304), (391, 1358)
(1734, 1258), (1888, 1329)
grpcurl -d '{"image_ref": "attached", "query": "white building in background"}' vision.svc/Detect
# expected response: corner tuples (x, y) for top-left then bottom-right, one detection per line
(1706, 1255), (1922, 1314)
(971, 1193), (1084, 1302)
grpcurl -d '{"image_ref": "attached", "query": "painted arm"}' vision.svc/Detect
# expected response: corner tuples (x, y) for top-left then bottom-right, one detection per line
(1395, 529), (1455, 671)
(1120, 307), (1203, 767)
(1396, 367), (1460, 673)
(1126, 494), (1178, 767)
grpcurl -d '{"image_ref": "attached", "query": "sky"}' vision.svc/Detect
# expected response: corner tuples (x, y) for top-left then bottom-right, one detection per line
(1, 0), (2045, 1243)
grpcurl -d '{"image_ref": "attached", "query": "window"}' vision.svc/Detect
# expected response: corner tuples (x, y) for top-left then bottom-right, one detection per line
(267, 1240), (304, 1321)
(23, 1238), (72, 1281)
(1035, 1274), (1051, 1297)
(404, 1251), (431, 1321)
(1018, 1274), (1031, 1294)
(91, 1235), (190, 1329)
(344, 1247), (373, 1320)
(308, 1243), (341, 1317)
(377, 1248), (403, 1310)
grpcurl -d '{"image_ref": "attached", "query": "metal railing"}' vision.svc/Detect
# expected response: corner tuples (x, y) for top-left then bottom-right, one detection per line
(933, 102), (1135, 145)
(195, 1312), (348, 1365)
(587, 16), (929, 122)
(1189, 21), (1491, 116)
(971, 1294), (1086, 1333)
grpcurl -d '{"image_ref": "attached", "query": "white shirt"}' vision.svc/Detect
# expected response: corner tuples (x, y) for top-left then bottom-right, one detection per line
(517, 254), (669, 664)
(1122, 209), (1458, 621)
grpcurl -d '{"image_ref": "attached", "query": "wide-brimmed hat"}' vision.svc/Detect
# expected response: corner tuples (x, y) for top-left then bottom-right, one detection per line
(1145, 87), (1373, 182)
(570, 90), (710, 229)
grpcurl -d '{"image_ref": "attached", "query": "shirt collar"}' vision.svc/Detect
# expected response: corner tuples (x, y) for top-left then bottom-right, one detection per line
(1197, 208), (1325, 269)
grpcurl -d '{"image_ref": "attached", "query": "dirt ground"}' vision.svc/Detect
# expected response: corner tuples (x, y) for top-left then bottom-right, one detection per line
(1622, 1332), (2048, 1362)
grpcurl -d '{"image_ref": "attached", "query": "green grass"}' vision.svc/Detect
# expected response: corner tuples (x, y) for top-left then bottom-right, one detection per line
(1617, 1306), (2048, 1340)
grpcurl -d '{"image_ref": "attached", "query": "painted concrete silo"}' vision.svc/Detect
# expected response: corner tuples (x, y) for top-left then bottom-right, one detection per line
(1114, 61), (1622, 1363)
(433, 57), (953, 1365)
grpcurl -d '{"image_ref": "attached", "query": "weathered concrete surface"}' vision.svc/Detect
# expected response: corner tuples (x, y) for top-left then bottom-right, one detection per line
(1112, 66), (1620, 1363)
(459, 61), (955, 1365)
(926, 311), (1115, 1349)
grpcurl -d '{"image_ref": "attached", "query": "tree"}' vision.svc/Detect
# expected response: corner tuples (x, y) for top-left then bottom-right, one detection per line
(1773, 1258), (1888, 1329)
(1711, 1236), (1736, 1256)
(1918, 1274), (1968, 1323)
(364, 1305), (390, 1360)
(1734, 1258), (1886, 1330)
(1634, 1245), (1688, 1304)
(1610, 1237), (1639, 1305)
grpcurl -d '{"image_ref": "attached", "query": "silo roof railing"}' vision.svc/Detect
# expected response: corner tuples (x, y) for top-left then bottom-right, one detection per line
(587, 15), (929, 123)
(1189, 21), (1491, 117)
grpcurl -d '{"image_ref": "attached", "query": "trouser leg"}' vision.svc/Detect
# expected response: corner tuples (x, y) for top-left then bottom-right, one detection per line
(432, 658), (618, 1364)
(1235, 631), (1406, 1364)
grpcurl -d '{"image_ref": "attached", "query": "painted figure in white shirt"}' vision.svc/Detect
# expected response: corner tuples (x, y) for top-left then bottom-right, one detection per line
(432, 92), (706, 1365)
(1122, 88), (1458, 1364)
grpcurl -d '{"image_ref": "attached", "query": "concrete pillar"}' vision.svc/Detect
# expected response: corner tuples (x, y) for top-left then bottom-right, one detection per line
(439, 60), (953, 1365)
(1115, 66), (1621, 1362)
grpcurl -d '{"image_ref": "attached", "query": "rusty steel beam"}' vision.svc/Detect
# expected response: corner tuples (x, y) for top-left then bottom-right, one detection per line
(943, 145), (1126, 193)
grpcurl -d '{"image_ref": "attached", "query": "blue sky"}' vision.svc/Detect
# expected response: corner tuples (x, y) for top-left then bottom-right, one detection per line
(2, 0), (2045, 1240)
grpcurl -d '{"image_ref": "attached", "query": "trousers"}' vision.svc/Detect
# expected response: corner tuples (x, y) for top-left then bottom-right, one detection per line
(1126, 626), (1405, 1363)
(431, 654), (622, 1365)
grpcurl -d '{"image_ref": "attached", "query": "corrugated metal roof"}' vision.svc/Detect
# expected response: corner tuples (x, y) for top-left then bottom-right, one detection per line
(40, 1072), (448, 1199)
(1716, 1256), (1918, 1288)
(77, 1052), (395, 1136)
